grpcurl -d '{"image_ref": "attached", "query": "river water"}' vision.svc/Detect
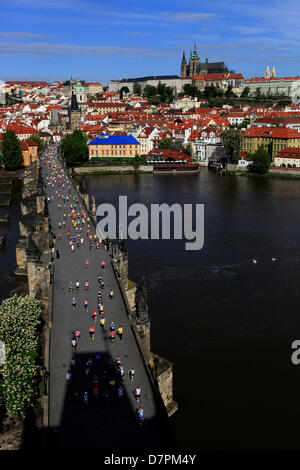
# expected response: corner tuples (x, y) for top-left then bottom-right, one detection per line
(0, 178), (24, 303)
(85, 169), (300, 450)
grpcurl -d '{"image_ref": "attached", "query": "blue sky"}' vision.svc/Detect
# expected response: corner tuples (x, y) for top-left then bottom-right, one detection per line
(1, 0), (300, 84)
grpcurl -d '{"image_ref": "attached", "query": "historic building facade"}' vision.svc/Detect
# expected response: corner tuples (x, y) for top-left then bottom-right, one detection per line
(88, 132), (141, 158)
(180, 44), (228, 78)
(68, 93), (82, 131)
(108, 75), (191, 94)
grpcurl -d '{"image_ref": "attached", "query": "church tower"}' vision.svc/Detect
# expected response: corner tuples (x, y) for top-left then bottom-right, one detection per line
(271, 65), (276, 78)
(180, 51), (187, 78)
(68, 92), (81, 130)
(188, 44), (200, 77)
(265, 65), (270, 79)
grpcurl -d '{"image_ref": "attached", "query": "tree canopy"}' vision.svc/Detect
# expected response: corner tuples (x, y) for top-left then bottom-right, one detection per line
(225, 84), (236, 98)
(249, 145), (271, 174)
(143, 83), (174, 104)
(220, 128), (241, 163)
(0, 130), (23, 170)
(133, 83), (142, 96)
(61, 129), (89, 167)
(158, 138), (173, 149)
(240, 86), (250, 98)
(29, 134), (44, 152)
(158, 138), (192, 155)
(0, 295), (41, 417)
(119, 86), (129, 99)
(183, 84), (199, 98)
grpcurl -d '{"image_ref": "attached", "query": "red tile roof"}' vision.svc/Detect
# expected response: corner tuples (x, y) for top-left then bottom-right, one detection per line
(147, 148), (190, 161)
(244, 76), (300, 82)
(19, 139), (38, 150)
(275, 147), (300, 158)
(5, 81), (49, 86)
(6, 124), (38, 135)
(242, 126), (300, 139)
(193, 73), (244, 81)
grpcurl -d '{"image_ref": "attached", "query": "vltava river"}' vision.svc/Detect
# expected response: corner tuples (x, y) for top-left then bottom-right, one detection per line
(85, 169), (300, 449)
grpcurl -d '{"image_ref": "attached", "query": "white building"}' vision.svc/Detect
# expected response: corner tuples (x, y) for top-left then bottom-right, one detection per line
(136, 126), (160, 155)
(109, 75), (192, 94)
(243, 76), (300, 97)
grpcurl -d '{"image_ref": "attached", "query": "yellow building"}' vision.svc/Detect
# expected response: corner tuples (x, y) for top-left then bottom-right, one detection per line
(88, 103), (127, 114)
(241, 126), (300, 158)
(20, 139), (38, 167)
(85, 82), (103, 95)
(88, 132), (140, 158)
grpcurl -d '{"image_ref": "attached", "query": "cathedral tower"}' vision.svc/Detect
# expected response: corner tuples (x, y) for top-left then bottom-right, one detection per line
(68, 92), (81, 131)
(180, 51), (187, 78)
(271, 65), (276, 78)
(188, 44), (200, 77)
(265, 65), (270, 79)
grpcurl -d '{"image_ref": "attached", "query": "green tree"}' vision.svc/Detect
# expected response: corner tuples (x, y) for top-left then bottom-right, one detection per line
(0, 295), (41, 417)
(183, 84), (198, 98)
(1, 130), (23, 170)
(133, 83), (141, 96)
(225, 84), (236, 98)
(220, 128), (241, 163)
(184, 143), (193, 156)
(147, 96), (161, 106)
(157, 81), (166, 96)
(240, 86), (250, 98)
(203, 85), (218, 100)
(158, 138), (173, 149)
(172, 141), (184, 152)
(255, 87), (262, 99)
(144, 85), (157, 97)
(29, 134), (44, 152)
(249, 145), (271, 174)
(61, 129), (88, 167)
(119, 86), (130, 99)
(164, 86), (174, 102)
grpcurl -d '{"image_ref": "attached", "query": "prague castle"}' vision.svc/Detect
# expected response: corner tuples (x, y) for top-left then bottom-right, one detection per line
(180, 44), (228, 78)
(109, 44), (230, 93)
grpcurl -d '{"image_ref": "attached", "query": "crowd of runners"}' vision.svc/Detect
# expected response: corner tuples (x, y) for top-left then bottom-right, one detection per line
(41, 143), (144, 425)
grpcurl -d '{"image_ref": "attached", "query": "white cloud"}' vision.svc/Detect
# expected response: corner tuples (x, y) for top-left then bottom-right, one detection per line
(0, 41), (169, 58)
(0, 30), (52, 39)
(162, 11), (220, 21)
(122, 31), (150, 37)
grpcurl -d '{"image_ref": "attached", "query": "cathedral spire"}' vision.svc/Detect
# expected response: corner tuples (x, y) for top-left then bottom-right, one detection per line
(265, 65), (270, 79)
(180, 50), (187, 78)
(271, 65), (276, 78)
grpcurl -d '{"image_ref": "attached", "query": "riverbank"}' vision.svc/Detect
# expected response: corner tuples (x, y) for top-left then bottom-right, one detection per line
(72, 164), (153, 175)
(226, 168), (300, 180)
(0, 168), (25, 178)
(72, 163), (199, 175)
